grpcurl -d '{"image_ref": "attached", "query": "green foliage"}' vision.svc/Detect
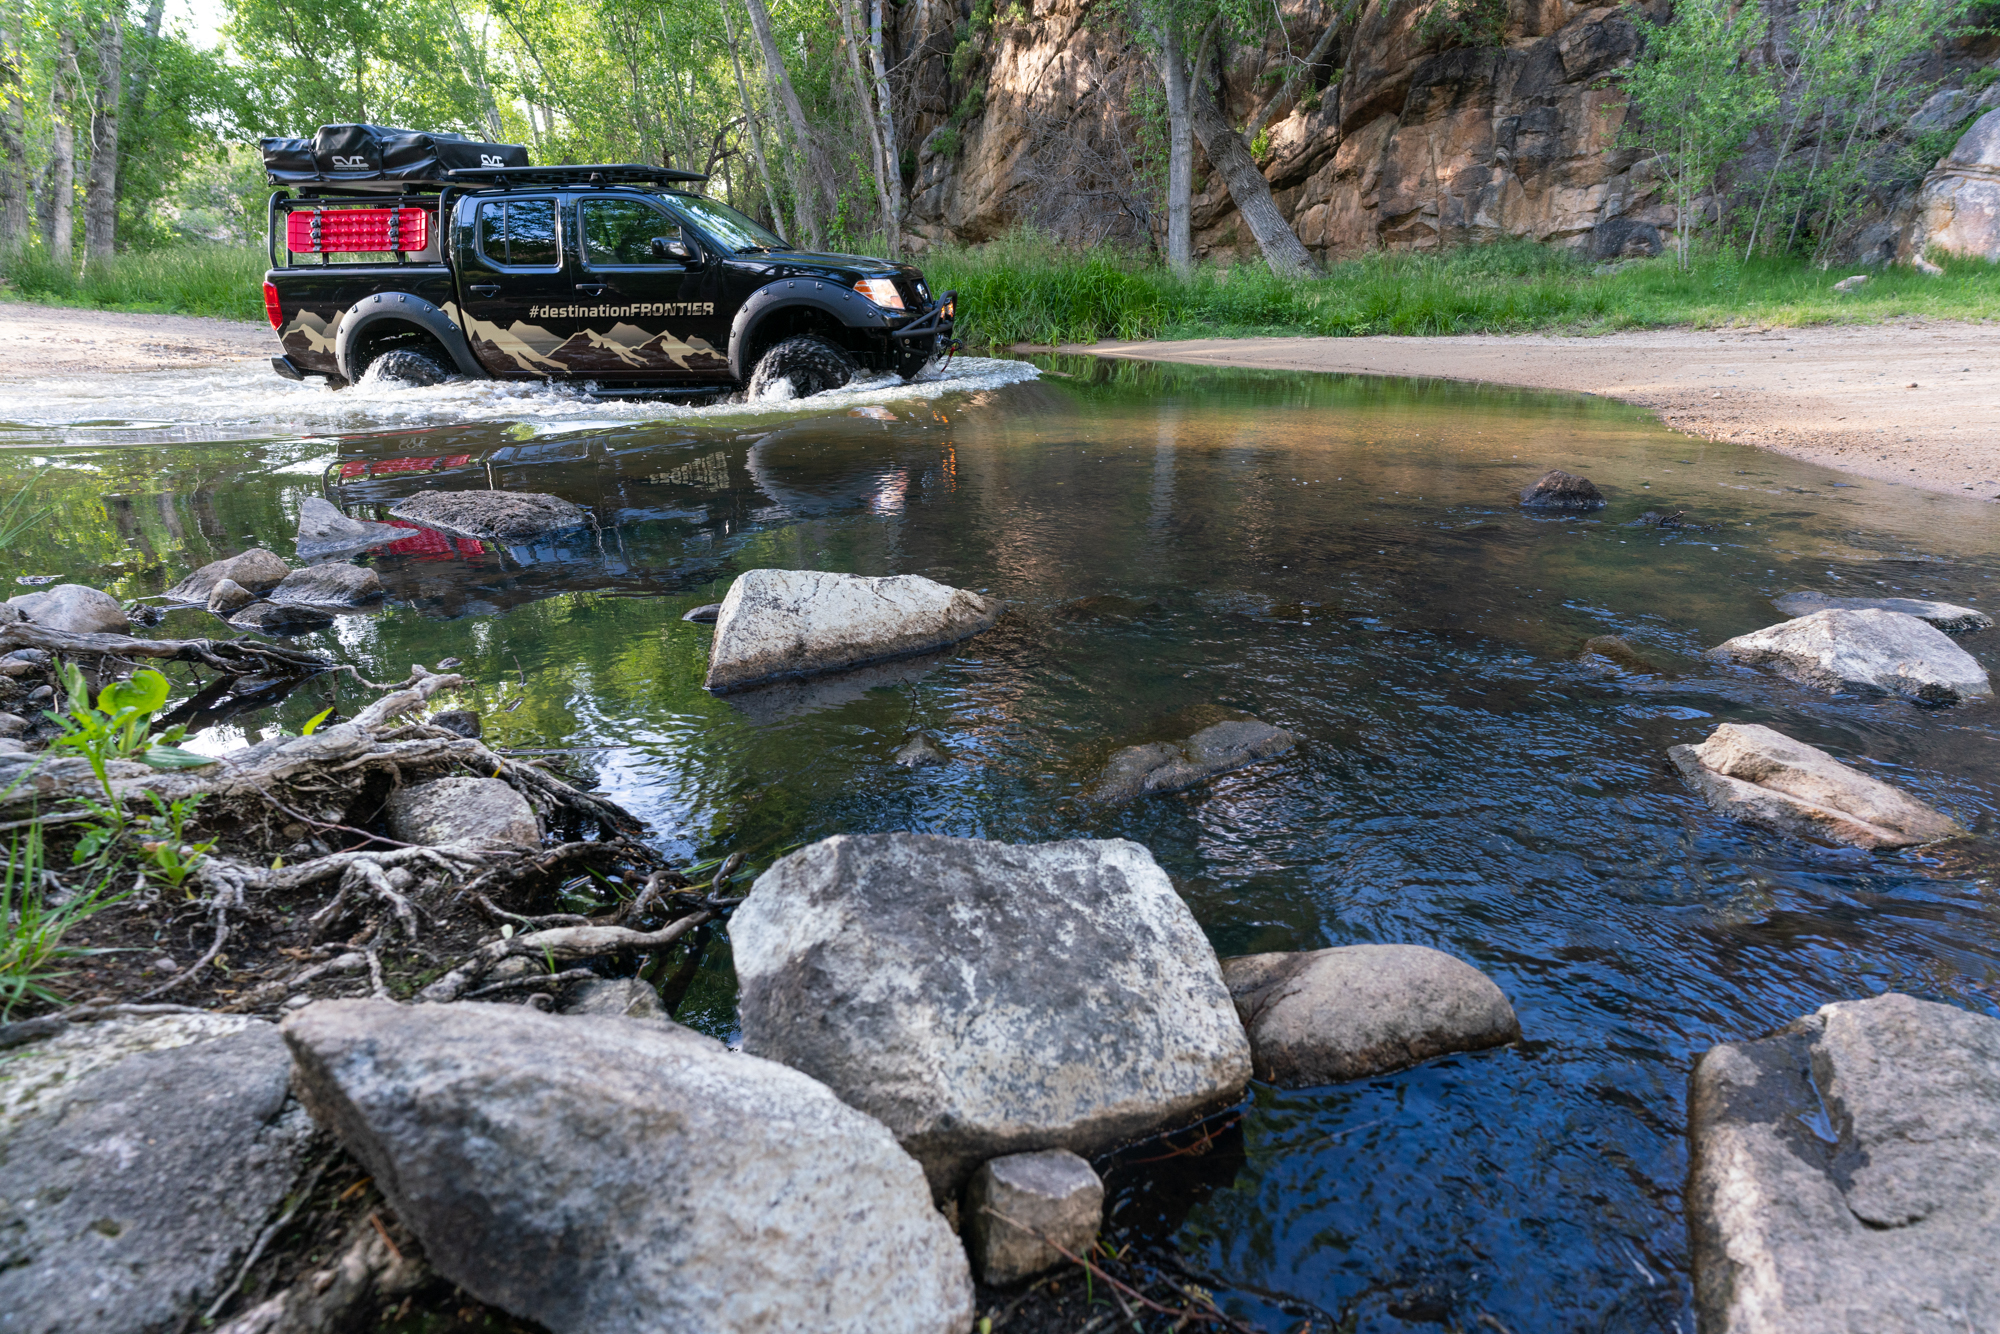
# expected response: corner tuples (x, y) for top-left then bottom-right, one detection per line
(1412, 0), (1507, 50)
(1, 826), (126, 1020)
(1621, 0), (1776, 269)
(44, 665), (215, 810)
(931, 125), (961, 160)
(923, 231), (2000, 345)
(138, 791), (217, 896)
(0, 468), (52, 553)
(0, 244), (267, 320)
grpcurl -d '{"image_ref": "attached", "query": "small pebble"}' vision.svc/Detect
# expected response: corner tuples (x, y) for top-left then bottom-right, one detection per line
(26, 685), (53, 705)
(283, 993), (313, 1010)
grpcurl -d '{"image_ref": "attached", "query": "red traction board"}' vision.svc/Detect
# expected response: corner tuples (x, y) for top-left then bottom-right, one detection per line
(286, 207), (432, 254)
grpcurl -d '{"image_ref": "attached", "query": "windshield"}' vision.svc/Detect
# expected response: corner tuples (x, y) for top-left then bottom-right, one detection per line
(665, 194), (790, 253)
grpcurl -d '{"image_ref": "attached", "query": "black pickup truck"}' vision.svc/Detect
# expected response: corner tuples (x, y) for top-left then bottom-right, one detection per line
(260, 125), (955, 399)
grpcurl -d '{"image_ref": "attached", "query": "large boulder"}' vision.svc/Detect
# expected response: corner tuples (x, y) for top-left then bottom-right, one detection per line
(704, 569), (1002, 692)
(1710, 608), (1992, 704)
(282, 1000), (974, 1334)
(5, 584), (129, 635)
(389, 489), (589, 542)
(270, 561), (383, 606)
(384, 776), (539, 847)
(1912, 108), (2000, 263)
(1220, 945), (1520, 1087)
(294, 496), (404, 561)
(1771, 590), (1991, 635)
(164, 548), (291, 602)
(227, 601), (334, 635)
(0, 1017), (314, 1334)
(1669, 722), (1964, 850)
(732, 833), (1252, 1199)
(1086, 719), (1297, 803)
(1688, 993), (2000, 1333)
(1519, 469), (1606, 511)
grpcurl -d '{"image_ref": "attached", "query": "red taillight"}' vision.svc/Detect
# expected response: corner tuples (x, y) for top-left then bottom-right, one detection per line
(263, 281), (282, 331)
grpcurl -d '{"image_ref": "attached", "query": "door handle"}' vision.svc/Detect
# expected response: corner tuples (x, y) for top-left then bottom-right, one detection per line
(467, 284), (499, 297)
(575, 283), (610, 296)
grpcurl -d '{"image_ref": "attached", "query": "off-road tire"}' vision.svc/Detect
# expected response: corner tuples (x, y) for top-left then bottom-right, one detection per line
(365, 347), (451, 387)
(748, 336), (854, 400)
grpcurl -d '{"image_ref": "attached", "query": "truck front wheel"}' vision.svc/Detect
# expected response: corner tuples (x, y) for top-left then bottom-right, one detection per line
(364, 347), (451, 387)
(748, 336), (854, 400)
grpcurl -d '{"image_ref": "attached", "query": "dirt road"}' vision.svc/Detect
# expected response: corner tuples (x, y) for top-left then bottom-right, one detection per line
(1061, 318), (2000, 502)
(0, 303), (270, 377)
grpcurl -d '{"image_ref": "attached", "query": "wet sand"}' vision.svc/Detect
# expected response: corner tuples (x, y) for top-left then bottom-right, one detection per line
(1056, 318), (2000, 502)
(0, 303), (270, 377)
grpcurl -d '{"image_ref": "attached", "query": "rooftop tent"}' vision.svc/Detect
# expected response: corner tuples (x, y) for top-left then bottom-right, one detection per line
(261, 125), (529, 192)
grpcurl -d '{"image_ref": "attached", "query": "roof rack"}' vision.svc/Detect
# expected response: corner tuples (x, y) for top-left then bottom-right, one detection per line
(446, 164), (709, 188)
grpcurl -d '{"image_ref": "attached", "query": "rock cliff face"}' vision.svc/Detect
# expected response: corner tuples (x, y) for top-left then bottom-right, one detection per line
(899, 0), (1996, 264)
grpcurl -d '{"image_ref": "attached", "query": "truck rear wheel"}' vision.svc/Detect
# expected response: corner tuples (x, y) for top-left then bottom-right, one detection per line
(748, 336), (854, 400)
(365, 347), (451, 387)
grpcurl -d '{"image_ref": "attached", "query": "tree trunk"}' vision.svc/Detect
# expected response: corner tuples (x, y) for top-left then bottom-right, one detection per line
(43, 32), (76, 261)
(1188, 65), (1315, 274)
(742, 0), (826, 250)
(0, 18), (31, 247)
(82, 10), (121, 268)
(834, 0), (894, 253)
(1150, 27), (1194, 273)
(867, 0), (901, 255)
(719, 0), (789, 239)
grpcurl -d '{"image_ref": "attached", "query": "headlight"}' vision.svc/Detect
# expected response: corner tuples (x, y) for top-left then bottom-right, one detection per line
(855, 277), (905, 310)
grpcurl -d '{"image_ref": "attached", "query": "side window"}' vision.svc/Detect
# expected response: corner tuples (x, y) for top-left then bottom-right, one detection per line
(581, 198), (680, 266)
(475, 199), (559, 268)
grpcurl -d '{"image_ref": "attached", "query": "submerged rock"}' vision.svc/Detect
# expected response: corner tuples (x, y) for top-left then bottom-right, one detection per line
(1519, 469), (1606, 511)
(681, 602), (722, 623)
(385, 776), (539, 847)
(0, 1018), (314, 1334)
(5, 583), (129, 635)
(703, 568), (1001, 692)
(1668, 722), (1962, 850)
(282, 1000), (974, 1334)
(389, 489), (589, 542)
(228, 600), (334, 635)
(1688, 993), (2000, 1333)
(270, 561), (383, 606)
(732, 833), (1251, 1199)
(205, 577), (257, 615)
(894, 732), (950, 768)
(965, 1150), (1104, 1286)
(1711, 608), (1992, 703)
(1580, 634), (1658, 673)
(295, 496), (405, 560)
(1086, 719), (1297, 803)
(1772, 590), (1992, 634)
(165, 548), (291, 602)
(1220, 945), (1521, 1087)
(428, 709), (482, 738)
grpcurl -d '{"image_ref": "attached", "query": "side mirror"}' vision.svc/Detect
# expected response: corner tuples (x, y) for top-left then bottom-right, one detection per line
(651, 235), (694, 263)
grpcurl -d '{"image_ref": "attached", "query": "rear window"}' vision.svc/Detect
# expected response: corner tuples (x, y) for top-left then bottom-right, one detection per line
(476, 199), (559, 267)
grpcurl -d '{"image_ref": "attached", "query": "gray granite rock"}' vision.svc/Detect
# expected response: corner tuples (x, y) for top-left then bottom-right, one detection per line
(1520, 469), (1606, 511)
(0, 1019), (313, 1334)
(562, 978), (670, 1023)
(295, 496), (404, 561)
(894, 733), (950, 768)
(1711, 608), (1992, 704)
(704, 569), (1000, 692)
(205, 578), (257, 615)
(1086, 719), (1297, 803)
(681, 602), (722, 623)
(270, 562), (383, 606)
(165, 549), (291, 602)
(732, 833), (1252, 1199)
(1220, 945), (1521, 1086)
(282, 1000), (973, 1334)
(1772, 591), (1992, 634)
(384, 776), (539, 848)
(389, 490), (588, 542)
(1688, 993), (2000, 1333)
(1669, 722), (1964, 850)
(965, 1150), (1103, 1286)
(227, 600), (334, 635)
(5, 584), (129, 635)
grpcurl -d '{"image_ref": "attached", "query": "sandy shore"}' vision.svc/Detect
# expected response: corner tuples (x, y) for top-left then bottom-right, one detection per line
(0, 303), (270, 377)
(1057, 318), (2000, 502)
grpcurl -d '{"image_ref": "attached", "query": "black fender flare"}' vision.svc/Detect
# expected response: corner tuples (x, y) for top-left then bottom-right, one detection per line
(335, 291), (487, 381)
(728, 279), (890, 384)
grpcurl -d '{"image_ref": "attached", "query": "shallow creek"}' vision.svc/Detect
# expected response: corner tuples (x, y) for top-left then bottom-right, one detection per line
(2, 353), (1997, 1332)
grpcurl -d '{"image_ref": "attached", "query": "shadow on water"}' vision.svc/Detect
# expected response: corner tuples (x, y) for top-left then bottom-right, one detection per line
(4, 352), (1999, 1331)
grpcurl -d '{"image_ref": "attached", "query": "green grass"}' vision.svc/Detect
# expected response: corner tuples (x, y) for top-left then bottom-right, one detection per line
(0, 244), (267, 321)
(923, 232), (2000, 346)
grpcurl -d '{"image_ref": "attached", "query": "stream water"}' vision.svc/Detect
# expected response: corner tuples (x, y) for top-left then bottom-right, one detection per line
(2, 354), (1997, 1332)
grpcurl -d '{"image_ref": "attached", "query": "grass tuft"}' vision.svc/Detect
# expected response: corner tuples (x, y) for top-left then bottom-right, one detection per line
(0, 244), (268, 322)
(923, 232), (2000, 347)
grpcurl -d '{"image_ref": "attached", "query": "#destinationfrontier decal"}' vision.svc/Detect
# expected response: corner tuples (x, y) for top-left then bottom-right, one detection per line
(528, 302), (716, 319)
(445, 300), (725, 376)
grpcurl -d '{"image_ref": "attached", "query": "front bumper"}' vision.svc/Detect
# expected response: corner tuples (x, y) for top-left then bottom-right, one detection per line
(887, 292), (957, 371)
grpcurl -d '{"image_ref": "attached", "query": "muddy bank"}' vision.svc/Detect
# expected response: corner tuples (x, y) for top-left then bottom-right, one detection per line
(1055, 318), (2000, 502)
(0, 302), (269, 378)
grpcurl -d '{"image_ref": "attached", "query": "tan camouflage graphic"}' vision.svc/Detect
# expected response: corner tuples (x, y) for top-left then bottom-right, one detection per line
(281, 308), (342, 357)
